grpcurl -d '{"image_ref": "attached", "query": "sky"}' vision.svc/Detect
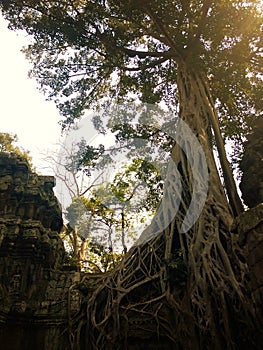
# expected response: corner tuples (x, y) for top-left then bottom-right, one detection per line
(0, 16), (61, 173)
(0, 16), (122, 208)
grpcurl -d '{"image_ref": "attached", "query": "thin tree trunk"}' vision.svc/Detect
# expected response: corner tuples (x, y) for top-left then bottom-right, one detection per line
(79, 240), (87, 265)
(121, 210), (127, 254)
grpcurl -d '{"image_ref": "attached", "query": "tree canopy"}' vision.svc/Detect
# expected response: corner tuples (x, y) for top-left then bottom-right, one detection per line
(0, 132), (32, 164)
(0, 1), (261, 135)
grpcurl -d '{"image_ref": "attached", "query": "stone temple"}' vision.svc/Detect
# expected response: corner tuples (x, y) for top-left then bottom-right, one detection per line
(0, 152), (81, 350)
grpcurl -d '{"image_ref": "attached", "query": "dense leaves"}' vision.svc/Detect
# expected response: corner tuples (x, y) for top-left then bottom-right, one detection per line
(0, 0), (261, 145)
(67, 138), (106, 175)
(0, 132), (32, 164)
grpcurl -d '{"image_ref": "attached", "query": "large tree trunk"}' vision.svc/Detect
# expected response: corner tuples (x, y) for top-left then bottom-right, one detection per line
(73, 63), (261, 350)
(167, 61), (254, 348)
(175, 60), (233, 223)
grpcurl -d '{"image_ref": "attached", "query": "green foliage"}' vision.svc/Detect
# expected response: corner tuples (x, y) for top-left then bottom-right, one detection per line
(62, 249), (80, 269)
(0, 132), (32, 165)
(110, 158), (163, 211)
(66, 138), (106, 175)
(63, 156), (162, 270)
(1, 0), (261, 150)
(87, 240), (123, 273)
(65, 197), (92, 238)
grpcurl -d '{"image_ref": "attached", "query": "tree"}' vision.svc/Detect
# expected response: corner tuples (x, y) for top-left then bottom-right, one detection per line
(64, 158), (162, 271)
(93, 158), (163, 253)
(41, 139), (107, 270)
(1, 1), (262, 348)
(0, 132), (32, 164)
(45, 135), (163, 271)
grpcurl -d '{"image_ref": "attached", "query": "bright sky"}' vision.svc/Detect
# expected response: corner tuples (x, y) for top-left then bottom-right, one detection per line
(0, 16), (61, 173)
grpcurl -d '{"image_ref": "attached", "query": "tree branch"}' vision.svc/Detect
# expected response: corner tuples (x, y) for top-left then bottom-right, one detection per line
(123, 47), (174, 59)
(141, 6), (182, 59)
(120, 56), (170, 72)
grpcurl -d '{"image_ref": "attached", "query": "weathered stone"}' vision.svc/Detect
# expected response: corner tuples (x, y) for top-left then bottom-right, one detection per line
(0, 153), (82, 349)
(239, 117), (263, 208)
(235, 203), (263, 245)
(234, 205), (263, 323)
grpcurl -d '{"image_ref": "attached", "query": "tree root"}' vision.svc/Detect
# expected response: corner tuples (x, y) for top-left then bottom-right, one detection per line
(68, 207), (262, 350)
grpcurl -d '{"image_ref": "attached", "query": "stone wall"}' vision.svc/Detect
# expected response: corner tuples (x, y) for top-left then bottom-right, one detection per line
(0, 153), (82, 350)
(239, 117), (263, 208)
(235, 204), (263, 322)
